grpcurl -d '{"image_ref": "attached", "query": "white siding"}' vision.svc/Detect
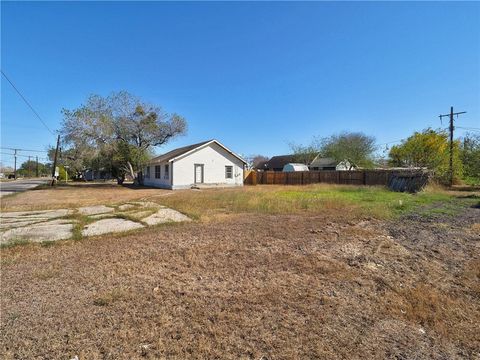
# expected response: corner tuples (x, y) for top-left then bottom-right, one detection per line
(143, 162), (172, 189)
(172, 142), (244, 189)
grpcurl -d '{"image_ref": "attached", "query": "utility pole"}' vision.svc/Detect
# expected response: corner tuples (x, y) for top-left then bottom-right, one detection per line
(36, 156), (39, 177)
(51, 134), (60, 186)
(439, 106), (466, 186)
(28, 155), (31, 178)
(13, 149), (17, 179)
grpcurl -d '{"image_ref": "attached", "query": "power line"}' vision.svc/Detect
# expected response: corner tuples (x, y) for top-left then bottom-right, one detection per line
(0, 146), (49, 153)
(456, 126), (480, 132)
(377, 139), (404, 146)
(1, 69), (56, 136)
(0, 152), (49, 161)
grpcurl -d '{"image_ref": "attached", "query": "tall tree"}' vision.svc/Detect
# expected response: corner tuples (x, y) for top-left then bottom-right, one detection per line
(246, 154), (269, 170)
(318, 132), (376, 169)
(460, 132), (480, 183)
(289, 142), (320, 165)
(389, 128), (463, 184)
(60, 91), (187, 183)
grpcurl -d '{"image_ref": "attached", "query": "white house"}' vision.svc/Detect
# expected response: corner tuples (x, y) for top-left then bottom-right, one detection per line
(143, 139), (246, 190)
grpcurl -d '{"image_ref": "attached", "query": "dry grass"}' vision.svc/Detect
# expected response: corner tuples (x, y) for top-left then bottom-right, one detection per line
(1, 198), (479, 359)
(156, 183), (454, 220)
(0, 182), (168, 211)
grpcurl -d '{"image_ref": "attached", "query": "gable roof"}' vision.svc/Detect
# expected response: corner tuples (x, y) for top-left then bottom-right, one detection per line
(149, 139), (247, 164)
(262, 155), (298, 170)
(310, 157), (337, 167)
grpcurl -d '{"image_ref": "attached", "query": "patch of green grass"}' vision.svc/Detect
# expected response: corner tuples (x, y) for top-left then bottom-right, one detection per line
(463, 176), (480, 186)
(157, 184), (454, 220)
(61, 212), (93, 241)
(0, 238), (30, 249)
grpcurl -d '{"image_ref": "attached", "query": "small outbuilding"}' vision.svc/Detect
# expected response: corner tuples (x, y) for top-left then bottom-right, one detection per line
(282, 163), (310, 172)
(143, 139), (246, 190)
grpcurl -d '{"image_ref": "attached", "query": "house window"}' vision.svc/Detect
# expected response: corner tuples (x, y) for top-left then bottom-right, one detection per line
(164, 164), (169, 179)
(155, 165), (161, 179)
(145, 166), (150, 179)
(225, 165), (233, 179)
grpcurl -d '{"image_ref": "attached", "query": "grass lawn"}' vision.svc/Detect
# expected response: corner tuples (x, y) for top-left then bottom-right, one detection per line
(157, 184), (454, 220)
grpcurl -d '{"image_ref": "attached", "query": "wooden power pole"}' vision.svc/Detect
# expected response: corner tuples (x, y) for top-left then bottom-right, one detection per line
(13, 149), (17, 179)
(36, 156), (39, 177)
(51, 134), (60, 186)
(439, 106), (466, 186)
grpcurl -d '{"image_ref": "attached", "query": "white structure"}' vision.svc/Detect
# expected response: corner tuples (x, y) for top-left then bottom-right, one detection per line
(309, 156), (355, 171)
(143, 140), (246, 190)
(282, 163), (310, 172)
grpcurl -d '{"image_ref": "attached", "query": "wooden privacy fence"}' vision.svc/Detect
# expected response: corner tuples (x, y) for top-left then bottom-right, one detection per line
(244, 169), (430, 190)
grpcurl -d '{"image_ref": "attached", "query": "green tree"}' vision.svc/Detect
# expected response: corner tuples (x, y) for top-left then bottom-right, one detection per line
(460, 133), (480, 184)
(389, 128), (463, 184)
(18, 160), (50, 177)
(60, 91), (187, 183)
(319, 132), (376, 169)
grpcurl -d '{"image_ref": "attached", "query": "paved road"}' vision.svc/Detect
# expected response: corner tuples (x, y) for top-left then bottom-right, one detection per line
(0, 178), (49, 198)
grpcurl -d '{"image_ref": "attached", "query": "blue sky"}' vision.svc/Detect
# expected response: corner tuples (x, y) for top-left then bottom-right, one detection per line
(1, 1), (479, 167)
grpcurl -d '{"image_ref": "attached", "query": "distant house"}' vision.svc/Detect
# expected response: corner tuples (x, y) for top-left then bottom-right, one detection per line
(309, 156), (355, 171)
(82, 169), (112, 181)
(143, 139), (246, 190)
(256, 155), (298, 171)
(283, 163), (309, 172)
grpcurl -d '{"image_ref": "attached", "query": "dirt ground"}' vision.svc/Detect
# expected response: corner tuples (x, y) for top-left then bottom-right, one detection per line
(1, 196), (479, 359)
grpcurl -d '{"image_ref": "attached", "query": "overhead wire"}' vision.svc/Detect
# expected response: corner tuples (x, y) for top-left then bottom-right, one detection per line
(1, 69), (57, 136)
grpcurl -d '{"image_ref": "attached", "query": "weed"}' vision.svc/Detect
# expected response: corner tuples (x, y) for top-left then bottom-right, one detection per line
(93, 288), (128, 306)
(0, 238), (30, 249)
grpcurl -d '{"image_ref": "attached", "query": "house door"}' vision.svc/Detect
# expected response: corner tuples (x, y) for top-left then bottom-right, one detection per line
(194, 164), (204, 184)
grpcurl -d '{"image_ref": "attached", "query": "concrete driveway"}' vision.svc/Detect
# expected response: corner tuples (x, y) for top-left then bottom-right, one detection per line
(0, 178), (49, 197)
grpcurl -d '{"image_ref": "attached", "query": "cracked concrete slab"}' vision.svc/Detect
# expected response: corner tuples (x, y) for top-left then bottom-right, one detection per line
(0, 219), (46, 230)
(143, 208), (191, 226)
(1, 220), (74, 244)
(1, 201), (191, 244)
(129, 201), (163, 209)
(78, 205), (115, 216)
(118, 204), (137, 211)
(82, 218), (144, 237)
(0, 209), (72, 219)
